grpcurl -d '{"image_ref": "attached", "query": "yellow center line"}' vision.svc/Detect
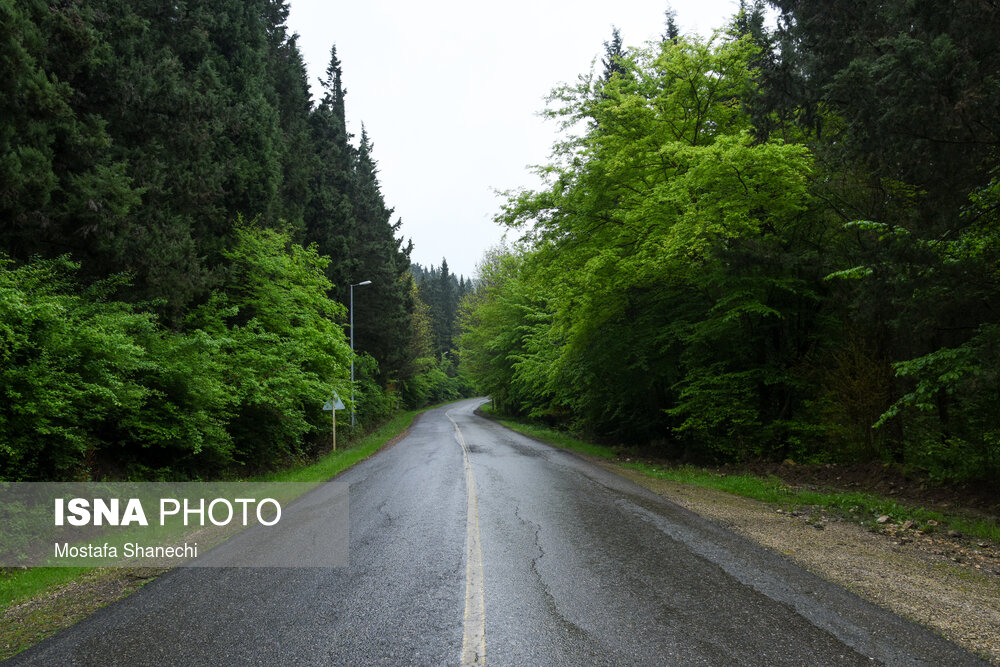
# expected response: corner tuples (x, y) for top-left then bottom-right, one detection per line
(448, 409), (486, 666)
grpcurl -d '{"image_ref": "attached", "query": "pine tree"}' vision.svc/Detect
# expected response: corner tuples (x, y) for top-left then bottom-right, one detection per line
(300, 48), (416, 381)
(2, 0), (296, 319)
(413, 261), (467, 357)
(418, 259), (459, 357)
(304, 45), (356, 295)
(0, 0), (139, 276)
(601, 27), (628, 82)
(264, 18), (313, 237)
(662, 5), (680, 44)
(347, 126), (414, 379)
(764, 0), (1000, 207)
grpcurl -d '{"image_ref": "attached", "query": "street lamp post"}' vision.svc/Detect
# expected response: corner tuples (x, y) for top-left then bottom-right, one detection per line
(349, 280), (372, 427)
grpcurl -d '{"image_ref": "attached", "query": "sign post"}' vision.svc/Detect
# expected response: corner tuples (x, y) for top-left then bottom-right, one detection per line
(322, 392), (346, 450)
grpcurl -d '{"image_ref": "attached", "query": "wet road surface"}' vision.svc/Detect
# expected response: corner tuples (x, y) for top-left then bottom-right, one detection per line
(11, 398), (986, 665)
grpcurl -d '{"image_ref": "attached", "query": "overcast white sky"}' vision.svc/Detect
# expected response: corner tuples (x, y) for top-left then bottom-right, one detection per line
(286, 1), (742, 278)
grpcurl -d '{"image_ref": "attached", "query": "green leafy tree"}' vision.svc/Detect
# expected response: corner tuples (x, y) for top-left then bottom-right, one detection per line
(0, 256), (154, 480)
(187, 223), (352, 468)
(1, 224), (355, 480)
(0, 0), (438, 480)
(471, 33), (835, 458)
(459, 246), (553, 416)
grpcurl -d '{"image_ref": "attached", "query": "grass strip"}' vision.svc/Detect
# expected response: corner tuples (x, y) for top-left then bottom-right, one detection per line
(490, 412), (1000, 544)
(0, 568), (92, 614)
(260, 407), (423, 483)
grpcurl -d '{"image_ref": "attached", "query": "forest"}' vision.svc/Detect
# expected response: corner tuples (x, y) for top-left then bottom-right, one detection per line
(0, 0), (469, 481)
(4, 0), (999, 487)
(458, 1), (1000, 485)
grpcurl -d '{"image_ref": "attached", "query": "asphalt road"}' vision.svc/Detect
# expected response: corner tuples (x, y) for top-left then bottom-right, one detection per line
(11, 398), (987, 665)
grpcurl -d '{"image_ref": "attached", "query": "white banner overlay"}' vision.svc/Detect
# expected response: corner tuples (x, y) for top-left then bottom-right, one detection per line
(0, 482), (349, 567)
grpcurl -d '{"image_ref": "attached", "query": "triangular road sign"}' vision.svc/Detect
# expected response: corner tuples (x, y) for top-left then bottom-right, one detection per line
(324, 392), (346, 411)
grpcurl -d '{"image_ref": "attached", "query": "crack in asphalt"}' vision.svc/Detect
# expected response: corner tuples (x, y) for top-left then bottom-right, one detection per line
(513, 505), (589, 641)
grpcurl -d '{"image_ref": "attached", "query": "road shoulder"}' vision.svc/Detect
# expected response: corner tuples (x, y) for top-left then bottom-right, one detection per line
(594, 458), (1000, 664)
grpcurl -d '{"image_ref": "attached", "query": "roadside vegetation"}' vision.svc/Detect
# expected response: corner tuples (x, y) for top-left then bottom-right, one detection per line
(481, 405), (1000, 545)
(3, 2), (476, 655)
(460, 3), (1000, 491)
(2, 2), (473, 484)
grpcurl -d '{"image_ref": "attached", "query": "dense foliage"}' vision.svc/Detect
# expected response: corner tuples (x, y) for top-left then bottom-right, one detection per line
(0, 0), (468, 480)
(1, 226), (348, 480)
(459, 4), (1000, 485)
(401, 262), (474, 407)
(412, 261), (472, 357)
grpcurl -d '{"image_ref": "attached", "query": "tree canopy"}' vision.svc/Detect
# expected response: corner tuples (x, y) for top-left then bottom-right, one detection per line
(459, 6), (1000, 485)
(0, 0), (469, 481)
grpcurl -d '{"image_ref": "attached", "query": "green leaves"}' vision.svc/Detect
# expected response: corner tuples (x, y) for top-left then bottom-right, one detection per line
(0, 256), (155, 479)
(0, 226), (356, 481)
(187, 225), (352, 469)
(0, 1), (434, 480)
(462, 5), (1000, 482)
(464, 33), (831, 457)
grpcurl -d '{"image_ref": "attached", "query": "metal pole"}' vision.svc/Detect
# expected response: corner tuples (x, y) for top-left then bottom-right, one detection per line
(350, 283), (355, 428)
(348, 280), (370, 429)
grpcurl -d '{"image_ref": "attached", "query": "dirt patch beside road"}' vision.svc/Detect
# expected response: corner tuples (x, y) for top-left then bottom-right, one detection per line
(600, 461), (1000, 664)
(0, 568), (165, 661)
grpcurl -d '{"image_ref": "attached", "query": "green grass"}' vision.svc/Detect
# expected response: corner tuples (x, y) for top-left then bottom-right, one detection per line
(0, 567), (91, 611)
(481, 405), (618, 460)
(0, 401), (449, 612)
(489, 412), (1000, 545)
(260, 407), (425, 483)
(626, 461), (1000, 541)
(494, 418), (618, 460)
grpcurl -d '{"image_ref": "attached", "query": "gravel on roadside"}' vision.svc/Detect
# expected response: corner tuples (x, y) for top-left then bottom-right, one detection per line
(601, 461), (1000, 665)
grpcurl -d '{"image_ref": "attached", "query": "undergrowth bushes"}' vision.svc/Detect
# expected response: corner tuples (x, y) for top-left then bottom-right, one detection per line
(0, 225), (404, 481)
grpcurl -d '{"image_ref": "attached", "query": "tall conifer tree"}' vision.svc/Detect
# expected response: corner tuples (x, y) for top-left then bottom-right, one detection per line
(304, 45), (356, 293)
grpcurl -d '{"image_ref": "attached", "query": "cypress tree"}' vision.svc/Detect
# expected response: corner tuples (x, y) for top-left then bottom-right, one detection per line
(303, 47), (415, 381)
(263, 4), (313, 237)
(304, 44), (355, 295)
(0, 0), (139, 273)
(348, 126), (414, 379)
(662, 5), (680, 44)
(6, 0), (294, 319)
(417, 259), (461, 357)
